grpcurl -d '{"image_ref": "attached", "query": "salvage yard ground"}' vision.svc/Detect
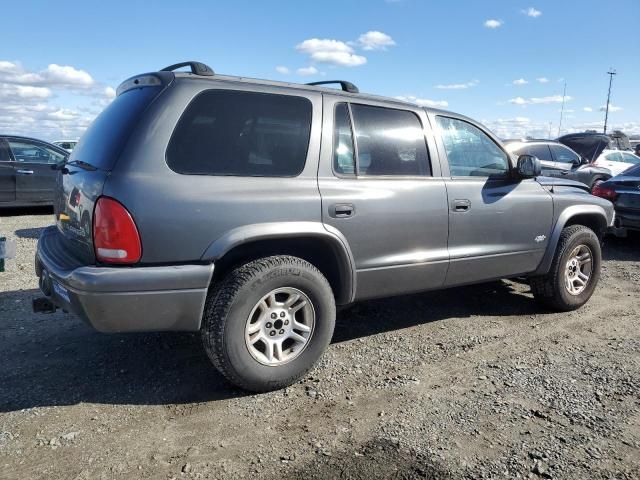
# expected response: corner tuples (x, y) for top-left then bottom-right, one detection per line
(1, 209), (639, 479)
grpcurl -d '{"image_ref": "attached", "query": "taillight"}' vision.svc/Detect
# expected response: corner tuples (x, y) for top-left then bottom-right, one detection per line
(591, 184), (617, 201)
(93, 197), (142, 264)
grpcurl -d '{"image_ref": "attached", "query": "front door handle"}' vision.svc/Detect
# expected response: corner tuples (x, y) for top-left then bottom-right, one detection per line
(329, 203), (355, 218)
(16, 169), (34, 175)
(452, 199), (471, 212)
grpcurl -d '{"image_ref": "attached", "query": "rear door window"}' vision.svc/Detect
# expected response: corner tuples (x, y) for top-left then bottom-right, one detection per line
(350, 104), (430, 176)
(167, 90), (312, 177)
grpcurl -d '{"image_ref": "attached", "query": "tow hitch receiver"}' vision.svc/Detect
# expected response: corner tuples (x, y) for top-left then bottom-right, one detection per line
(33, 297), (57, 314)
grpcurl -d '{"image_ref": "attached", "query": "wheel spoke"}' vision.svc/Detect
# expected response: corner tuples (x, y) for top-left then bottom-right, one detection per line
(290, 299), (307, 314)
(576, 272), (589, 285)
(289, 331), (308, 345)
(284, 293), (301, 307)
(274, 340), (283, 361)
(246, 321), (262, 335)
(293, 320), (311, 333)
(263, 339), (274, 362)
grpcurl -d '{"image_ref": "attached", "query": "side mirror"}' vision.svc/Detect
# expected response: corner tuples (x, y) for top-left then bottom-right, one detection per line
(516, 154), (542, 178)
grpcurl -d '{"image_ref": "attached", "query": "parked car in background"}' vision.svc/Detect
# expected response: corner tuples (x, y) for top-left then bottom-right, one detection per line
(593, 149), (640, 176)
(558, 132), (640, 177)
(504, 139), (611, 191)
(0, 135), (68, 207)
(33, 61), (615, 392)
(593, 163), (640, 236)
(53, 140), (78, 152)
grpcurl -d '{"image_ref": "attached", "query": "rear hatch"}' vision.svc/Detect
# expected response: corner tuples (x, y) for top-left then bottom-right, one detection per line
(54, 77), (168, 264)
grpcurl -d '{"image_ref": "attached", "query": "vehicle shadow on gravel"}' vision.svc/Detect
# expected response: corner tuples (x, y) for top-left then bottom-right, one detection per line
(14, 226), (46, 239)
(0, 206), (53, 217)
(333, 280), (537, 343)
(0, 280), (537, 413)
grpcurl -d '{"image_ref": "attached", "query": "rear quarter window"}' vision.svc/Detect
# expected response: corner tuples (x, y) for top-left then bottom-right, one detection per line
(166, 90), (312, 177)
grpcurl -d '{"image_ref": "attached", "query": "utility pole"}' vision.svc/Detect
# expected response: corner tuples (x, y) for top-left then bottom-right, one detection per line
(557, 81), (567, 137)
(603, 69), (616, 134)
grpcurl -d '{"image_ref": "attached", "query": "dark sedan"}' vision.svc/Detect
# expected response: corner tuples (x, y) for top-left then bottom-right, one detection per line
(0, 135), (68, 207)
(592, 164), (640, 236)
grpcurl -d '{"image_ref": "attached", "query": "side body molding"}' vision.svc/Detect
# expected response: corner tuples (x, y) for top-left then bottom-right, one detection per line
(201, 222), (357, 304)
(534, 204), (611, 275)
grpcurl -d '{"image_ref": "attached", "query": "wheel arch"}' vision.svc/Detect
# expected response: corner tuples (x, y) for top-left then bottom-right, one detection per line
(201, 222), (356, 305)
(534, 205), (609, 275)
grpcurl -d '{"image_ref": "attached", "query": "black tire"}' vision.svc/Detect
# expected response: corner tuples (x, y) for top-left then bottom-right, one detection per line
(201, 255), (336, 392)
(529, 225), (601, 311)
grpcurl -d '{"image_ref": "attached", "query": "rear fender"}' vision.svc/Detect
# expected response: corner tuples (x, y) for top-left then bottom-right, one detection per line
(201, 222), (356, 304)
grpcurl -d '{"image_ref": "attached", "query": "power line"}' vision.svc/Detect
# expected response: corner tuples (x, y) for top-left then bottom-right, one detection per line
(557, 81), (567, 137)
(603, 69), (617, 134)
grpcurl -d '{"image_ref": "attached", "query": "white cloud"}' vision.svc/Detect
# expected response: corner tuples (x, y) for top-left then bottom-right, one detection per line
(600, 104), (622, 112)
(513, 78), (528, 86)
(0, 60), (111, 141)
(43, 64), (94, 88)
(395, 95), (449, 108)
(434, 80), (479, 90)
(104, 86), (116, 99)
(583, 107), (593, 112)
(296, 66), (319, 76)
(357, 31), (396, 51)
(484, 19), (503, 29)
(275, 66), (290, 75)
(536, 77), (549, 83)
(0, 61), (94, 89)
(522, 7), (542, 17)
(296, 38), (367, 67)
(509, 95), (571, 105)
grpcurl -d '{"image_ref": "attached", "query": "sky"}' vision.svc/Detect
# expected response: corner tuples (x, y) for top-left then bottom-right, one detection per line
(1, 0), (638, 142)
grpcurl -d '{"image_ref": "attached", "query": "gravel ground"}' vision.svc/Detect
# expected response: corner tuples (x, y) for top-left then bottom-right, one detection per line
(1, 208), (639, 479)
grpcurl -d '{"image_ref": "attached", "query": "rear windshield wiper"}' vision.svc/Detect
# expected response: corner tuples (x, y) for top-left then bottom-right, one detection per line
(53, 160), (98, 172)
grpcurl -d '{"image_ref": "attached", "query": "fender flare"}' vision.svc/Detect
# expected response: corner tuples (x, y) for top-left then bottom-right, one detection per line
(534, 204), (611, 275)
(201, 221), (357, 303)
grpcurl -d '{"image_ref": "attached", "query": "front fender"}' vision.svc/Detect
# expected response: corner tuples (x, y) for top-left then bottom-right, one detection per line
(533, 203), (613, 275)
(201, 221), (357, 303)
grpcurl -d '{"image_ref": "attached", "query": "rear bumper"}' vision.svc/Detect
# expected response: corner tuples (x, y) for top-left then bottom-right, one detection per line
(35, 226), (214, 332)
(610, 208), (640, 235)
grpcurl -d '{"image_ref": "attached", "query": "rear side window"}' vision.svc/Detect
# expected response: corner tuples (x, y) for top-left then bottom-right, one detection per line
(550, 145), (579, 163)
(72, 86), (162, 170)
(605, 152), (623, 162)
(167, 90), (312, 177)
(519, 144), (553, 162)
(350, 104), (430, 176)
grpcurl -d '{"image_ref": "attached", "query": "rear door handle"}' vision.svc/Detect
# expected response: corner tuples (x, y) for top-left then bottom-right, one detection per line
(329, 203), (355, 218)
(16, 169), (34, 175)
(452, 199), (471, 212)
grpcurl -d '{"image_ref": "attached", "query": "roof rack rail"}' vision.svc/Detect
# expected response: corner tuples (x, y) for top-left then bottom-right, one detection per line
(161, 61), (214, 76)
(306, 80), (359, 94)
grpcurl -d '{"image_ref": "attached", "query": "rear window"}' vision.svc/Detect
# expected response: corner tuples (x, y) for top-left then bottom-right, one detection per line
(71, 86), (162, 171)
(167, 90), (312, 177)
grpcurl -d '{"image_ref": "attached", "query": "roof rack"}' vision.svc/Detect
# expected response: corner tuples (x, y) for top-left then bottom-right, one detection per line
(306, 80), (359, 94)
(161, 61), (214, 76)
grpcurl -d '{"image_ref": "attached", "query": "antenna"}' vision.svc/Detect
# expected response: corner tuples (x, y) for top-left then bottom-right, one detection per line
(603, 69), (617, 134)
(557, 81), (567, 137)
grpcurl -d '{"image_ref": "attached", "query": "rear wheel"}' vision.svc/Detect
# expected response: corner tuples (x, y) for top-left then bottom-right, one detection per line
(201, 255), (336, 392)
(529, 225), (601, 311)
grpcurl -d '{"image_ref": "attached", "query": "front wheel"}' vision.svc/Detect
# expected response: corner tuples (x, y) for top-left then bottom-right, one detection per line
(201, 255), (336, 392)
(529, 225), (601, 311)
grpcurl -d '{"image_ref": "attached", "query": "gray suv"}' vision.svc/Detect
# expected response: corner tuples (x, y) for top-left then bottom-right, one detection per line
(34, 61), (615, 392)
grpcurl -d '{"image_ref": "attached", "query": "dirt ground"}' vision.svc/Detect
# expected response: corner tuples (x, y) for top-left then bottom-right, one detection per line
(1, 208), (639, 479)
